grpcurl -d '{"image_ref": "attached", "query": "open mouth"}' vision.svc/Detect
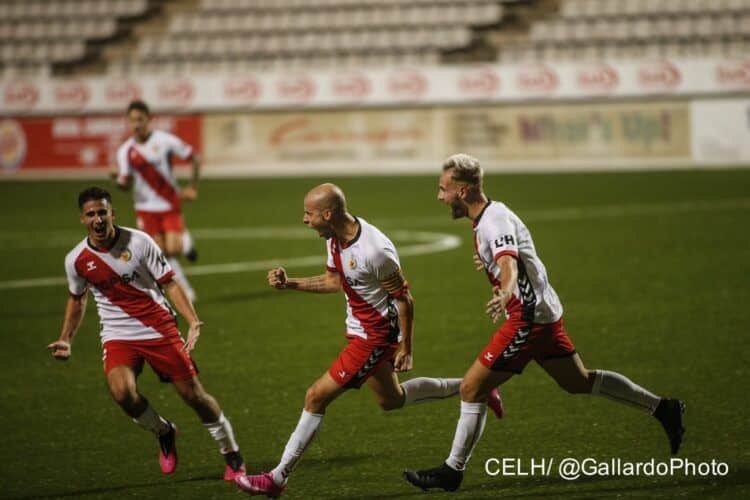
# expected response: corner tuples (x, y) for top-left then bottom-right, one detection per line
(93, 224), (107, 237)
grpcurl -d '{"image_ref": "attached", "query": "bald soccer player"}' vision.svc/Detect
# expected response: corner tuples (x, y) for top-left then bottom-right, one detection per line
(235, 183), (504, 497)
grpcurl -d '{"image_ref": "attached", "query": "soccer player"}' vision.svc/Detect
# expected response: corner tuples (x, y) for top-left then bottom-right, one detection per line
(112, 100), (199, 301)
(235, 183), (503, 497)
(404, 154), (686, 492)
(47, 187), (246, 480)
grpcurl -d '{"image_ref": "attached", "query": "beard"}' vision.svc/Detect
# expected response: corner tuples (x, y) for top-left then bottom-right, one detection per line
(450, 199), (468, 219)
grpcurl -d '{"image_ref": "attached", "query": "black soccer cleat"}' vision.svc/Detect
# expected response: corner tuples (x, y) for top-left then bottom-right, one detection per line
(653, 398), (686, 455)
(404, 463), (463, 492)
(185, 247), (199, 263)
(222, 450), (246, 481)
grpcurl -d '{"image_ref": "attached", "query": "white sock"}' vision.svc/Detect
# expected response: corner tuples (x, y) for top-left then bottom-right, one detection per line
(133, 404), (170, 436)
(271, 410), (323, 486)
(167, 257), (195, 301)
(401, 377), (461, 406)
(203, 412), (239, 454)
(445, 401), (487, 471)
(182, 231), (194, 257)
(591, 369), (661, 414)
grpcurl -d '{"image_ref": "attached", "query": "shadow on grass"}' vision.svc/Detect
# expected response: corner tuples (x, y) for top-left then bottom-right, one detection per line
(5, 474), (218, 500)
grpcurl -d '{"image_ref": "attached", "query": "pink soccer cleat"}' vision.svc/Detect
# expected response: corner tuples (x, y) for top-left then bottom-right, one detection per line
(158, 422), (178, 474)
(235, 472), (286, 498)
(488, 388), (505, 419)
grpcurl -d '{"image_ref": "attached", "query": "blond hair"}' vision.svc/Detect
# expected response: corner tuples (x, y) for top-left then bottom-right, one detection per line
(442, 153), (483, 188)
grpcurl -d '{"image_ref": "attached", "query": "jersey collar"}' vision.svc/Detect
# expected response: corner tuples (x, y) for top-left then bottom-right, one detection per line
(472, 200), (492, 228)
(340, 216), (362, 249)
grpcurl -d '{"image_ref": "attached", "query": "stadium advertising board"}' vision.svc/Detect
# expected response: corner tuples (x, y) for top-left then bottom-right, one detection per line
(691, 98), (750, 165)
(0, 115), (201, 171)
(1, 58), (747, 115)
(201, 101), (691, 174)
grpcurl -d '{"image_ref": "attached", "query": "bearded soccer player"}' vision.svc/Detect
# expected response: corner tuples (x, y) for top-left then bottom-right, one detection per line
(111, 100), (199, 301)
(47, 187), (245, 480)
(403, 154), (685, 492)
(235, 183), (503, 498)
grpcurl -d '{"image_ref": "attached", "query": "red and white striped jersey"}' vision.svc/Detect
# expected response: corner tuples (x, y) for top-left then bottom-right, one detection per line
(473, 201), (563, 324)
(64, 226), (180, 343)
(326, 218), (402, 344)
(116, 130), (193, 213)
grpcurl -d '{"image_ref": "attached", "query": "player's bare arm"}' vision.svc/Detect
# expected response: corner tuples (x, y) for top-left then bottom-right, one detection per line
(267, 267), (342, 293)
(163, 278), (203, 352)
(381, 270), (414, 372)
(47, 293), (88, 360)
(180, 154), (201, 201)
(486, 254), (518, 323)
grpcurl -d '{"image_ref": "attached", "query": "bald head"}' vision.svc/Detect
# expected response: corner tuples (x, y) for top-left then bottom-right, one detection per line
(305, 183), (347, 216)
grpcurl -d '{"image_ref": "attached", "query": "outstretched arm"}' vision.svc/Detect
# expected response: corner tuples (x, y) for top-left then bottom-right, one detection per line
(163, 278), (203, 353)
(181, 153), (201, 201)
(267, 267), (342, 293)
(47, 294), (88, 360)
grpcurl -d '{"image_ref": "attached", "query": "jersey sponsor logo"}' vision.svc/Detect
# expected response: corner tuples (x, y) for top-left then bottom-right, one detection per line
(89, 270), (141, 291)
(493, 234), (515, 249)
(345, 276), (364, 287)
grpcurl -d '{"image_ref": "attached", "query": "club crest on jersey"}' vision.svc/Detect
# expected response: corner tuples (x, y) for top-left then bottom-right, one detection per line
(348, 257), (357, 270)
(86, 261), (96, 271)
(119, 249), (132, 262)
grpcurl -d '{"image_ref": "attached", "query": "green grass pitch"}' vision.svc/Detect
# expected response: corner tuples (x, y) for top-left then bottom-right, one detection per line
(0, 170), (748, 499)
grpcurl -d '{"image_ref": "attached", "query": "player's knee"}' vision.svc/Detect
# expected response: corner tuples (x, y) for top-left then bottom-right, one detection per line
(377, 395), (403, 411)
(558, 372), (594, 394)
(304, 385), (327, 412)
(459, 379), (483, 402)
(110, 384), (138, 408)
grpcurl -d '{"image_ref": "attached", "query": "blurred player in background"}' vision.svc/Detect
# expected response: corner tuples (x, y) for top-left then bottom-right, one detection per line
(235, 183), (503, 497)
(47, 187), (245, 480)
(110, 100), (199, 302)
(404, 154), (685, 492)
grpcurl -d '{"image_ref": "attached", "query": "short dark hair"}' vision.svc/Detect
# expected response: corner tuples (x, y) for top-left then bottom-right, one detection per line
(78, 186), (112, 209)
(127, 99), (150, 116)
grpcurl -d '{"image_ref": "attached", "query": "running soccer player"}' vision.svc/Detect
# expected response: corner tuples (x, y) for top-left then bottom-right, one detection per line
(47, 186), (246, 480)
(235, 183), (503, 497)
(112, 100), (199, 301)
(404, 154), (686, 492)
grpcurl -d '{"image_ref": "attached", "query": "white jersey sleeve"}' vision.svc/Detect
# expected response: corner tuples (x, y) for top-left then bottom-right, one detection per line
(139, 233), (174, 283)
(115, 141), (132, 186)
(478, 210), (519, 261)
(369, 244), (401, 281)
(164, 132), (193, 160)
(64, 250), (87, 296)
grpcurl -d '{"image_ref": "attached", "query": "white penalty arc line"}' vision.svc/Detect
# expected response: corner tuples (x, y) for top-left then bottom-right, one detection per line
(0, 230), (461, 291)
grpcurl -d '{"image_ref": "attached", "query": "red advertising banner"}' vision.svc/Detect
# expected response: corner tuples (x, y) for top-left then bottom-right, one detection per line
(0, 115), (201, 171)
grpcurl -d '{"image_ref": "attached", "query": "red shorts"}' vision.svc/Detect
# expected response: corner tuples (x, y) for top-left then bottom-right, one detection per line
(328, 336), (399, 389)
(478, 317), (576, 374)
(103, 336), (198, 382)
(136, 210), (184, 236)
